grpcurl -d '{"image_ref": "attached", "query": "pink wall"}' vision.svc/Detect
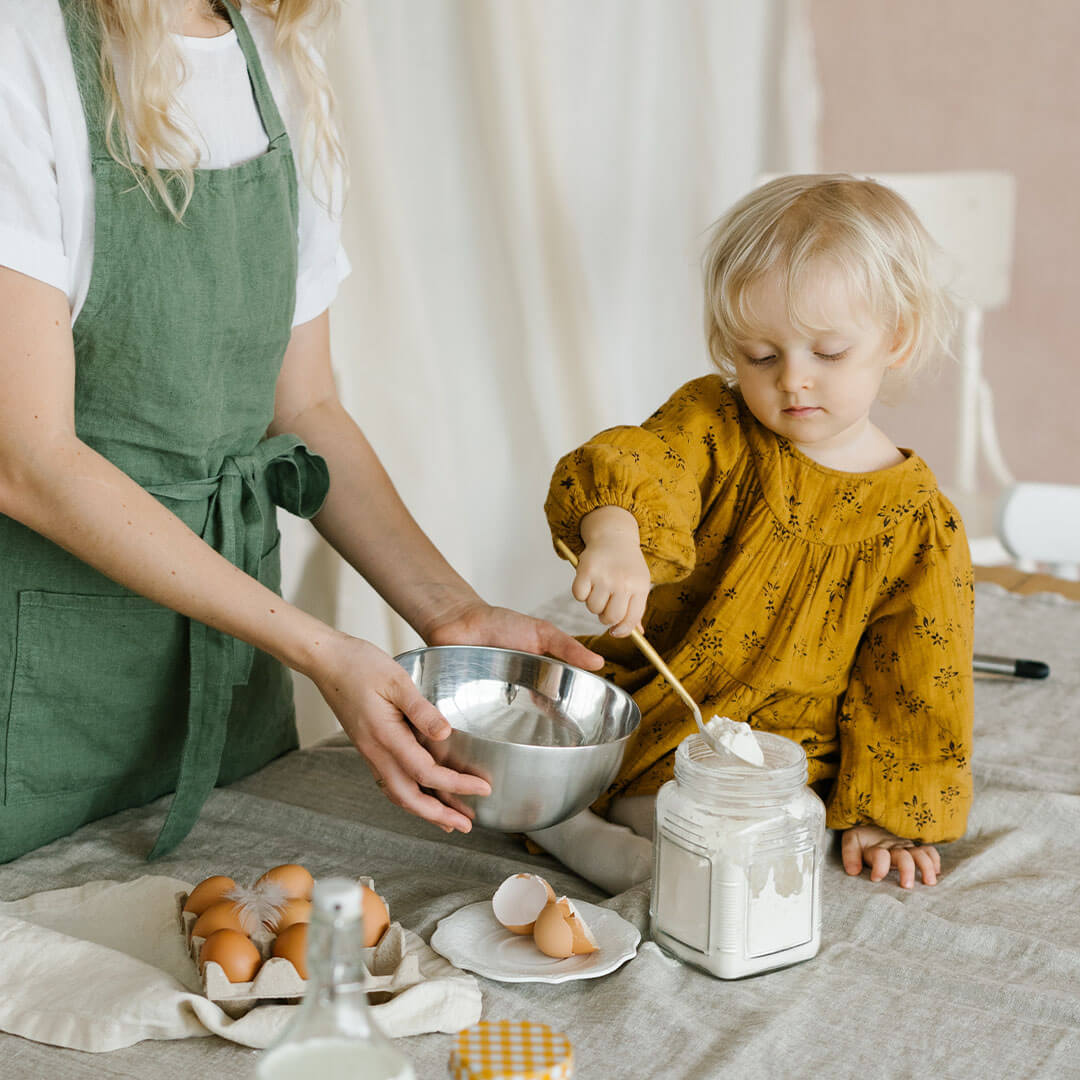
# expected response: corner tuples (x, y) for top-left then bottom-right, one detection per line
(810, 0), (1079, 489)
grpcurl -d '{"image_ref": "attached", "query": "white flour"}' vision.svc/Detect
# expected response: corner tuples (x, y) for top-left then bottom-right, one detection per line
(650, 730), (824, 979)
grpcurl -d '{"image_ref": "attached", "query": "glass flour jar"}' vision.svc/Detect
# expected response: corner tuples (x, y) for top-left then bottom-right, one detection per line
(650, 729), (825, 979)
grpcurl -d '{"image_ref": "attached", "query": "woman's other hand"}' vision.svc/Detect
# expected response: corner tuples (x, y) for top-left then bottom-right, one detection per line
(574, 506), (651, 637)
(426, 601), (604, 670)
(841, 824), (941, 888)
(307, 632), (492, 833)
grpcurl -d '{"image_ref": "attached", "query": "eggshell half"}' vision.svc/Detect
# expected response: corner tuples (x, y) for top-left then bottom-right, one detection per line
(183, 875), (237, 916)
(492, 873), (556, 935)
(200, 928), (262, 983)
(272, 922), (309, 979)
(256, 864), (314, 900)
(532, 897), (598, 958)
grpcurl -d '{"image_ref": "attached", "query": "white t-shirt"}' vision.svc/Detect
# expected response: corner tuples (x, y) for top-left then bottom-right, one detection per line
(0, 0), (350, 327)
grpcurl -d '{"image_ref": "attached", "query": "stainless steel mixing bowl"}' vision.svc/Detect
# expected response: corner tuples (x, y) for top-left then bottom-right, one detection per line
(395, 645), (641, 832)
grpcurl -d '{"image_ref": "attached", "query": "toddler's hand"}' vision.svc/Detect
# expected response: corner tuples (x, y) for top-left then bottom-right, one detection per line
(841, 825), (940, 888)
(575, 506), (651, 637)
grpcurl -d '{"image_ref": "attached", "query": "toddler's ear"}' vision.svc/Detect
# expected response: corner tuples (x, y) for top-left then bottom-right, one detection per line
(887, 322), (915, 369)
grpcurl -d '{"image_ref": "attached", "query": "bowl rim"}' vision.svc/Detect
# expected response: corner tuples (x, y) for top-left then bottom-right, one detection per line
(393, 643), (641, 749)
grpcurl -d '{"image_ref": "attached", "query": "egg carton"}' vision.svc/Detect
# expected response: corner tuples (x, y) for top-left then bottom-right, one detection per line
(176, 876), (381, 1019)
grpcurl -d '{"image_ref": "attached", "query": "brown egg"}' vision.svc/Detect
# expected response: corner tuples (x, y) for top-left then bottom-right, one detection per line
(272, 922), (309, 979)
(361, 885), (390, 947)
(183, 875), (236, 916)
(532, 897), (598, 959)
(200, 928), (262, 983)
(192, 899), (251, 939)
(491, 873), (556, 935)
(256, 864), (314, 900)
(264, 897), (313, 933)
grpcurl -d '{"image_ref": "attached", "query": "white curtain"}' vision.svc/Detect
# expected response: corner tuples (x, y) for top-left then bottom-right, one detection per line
(283, 0), (821, 745)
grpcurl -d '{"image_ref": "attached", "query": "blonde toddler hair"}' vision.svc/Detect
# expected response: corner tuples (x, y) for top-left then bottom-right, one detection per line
(76, 0), (346, 221)
(703, 174), (955, 391)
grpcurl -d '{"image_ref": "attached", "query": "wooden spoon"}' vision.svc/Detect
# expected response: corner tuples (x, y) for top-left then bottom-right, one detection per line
(554, 538), (721, 752)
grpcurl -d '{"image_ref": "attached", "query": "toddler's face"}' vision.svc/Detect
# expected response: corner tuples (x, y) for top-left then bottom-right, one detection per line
(731, 263), (902, 460)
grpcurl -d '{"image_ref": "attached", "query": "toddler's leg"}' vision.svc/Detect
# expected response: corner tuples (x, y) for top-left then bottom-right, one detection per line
(608, 794), (656, 841)
(526, 797), (655, 896)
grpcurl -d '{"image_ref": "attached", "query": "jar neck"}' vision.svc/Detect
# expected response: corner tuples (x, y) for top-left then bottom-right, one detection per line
(673, 732), (808, 807)
(307, 911), (370, 994)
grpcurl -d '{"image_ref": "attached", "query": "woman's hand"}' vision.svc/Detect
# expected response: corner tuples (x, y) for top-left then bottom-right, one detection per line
(307, 631), (493, 833)
(426, 601), (604, 671)
(574, 506), (651, 637)
(841, 825), (941, 888)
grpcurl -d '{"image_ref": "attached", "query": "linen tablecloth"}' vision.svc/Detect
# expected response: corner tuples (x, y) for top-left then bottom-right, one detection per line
(1, 581), (1079, 1079)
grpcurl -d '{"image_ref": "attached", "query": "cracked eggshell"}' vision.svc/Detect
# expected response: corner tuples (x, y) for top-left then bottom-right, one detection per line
(532, 896), (598, 959)
(491, 873), (557, 935)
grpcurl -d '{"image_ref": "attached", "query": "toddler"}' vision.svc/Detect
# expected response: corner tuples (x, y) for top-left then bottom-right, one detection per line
(531, 174), (973, 893)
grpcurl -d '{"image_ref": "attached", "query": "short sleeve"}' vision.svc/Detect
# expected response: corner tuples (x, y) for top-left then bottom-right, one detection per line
(0, 14), (68, 291)
(827, 498), (975, 843)
(544, 375), (745, 584)
(292, 145), (350, 325)
(285, 36), (351, 326)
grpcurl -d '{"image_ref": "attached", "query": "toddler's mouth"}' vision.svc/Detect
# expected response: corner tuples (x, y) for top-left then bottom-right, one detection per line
(782, 406), (821, 417)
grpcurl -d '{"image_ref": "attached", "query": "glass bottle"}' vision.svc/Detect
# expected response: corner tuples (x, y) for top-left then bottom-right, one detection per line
(257, 878), (416, 1080)
(650, 729), (826, 979)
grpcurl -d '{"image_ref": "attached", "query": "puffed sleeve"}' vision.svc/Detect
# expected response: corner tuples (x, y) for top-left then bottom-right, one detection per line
(827, 497), (975, 842)
(544, 375), (744, 585)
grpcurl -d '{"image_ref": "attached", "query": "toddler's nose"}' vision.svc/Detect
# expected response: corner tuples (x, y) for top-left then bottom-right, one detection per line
(775, 356), (812, 393)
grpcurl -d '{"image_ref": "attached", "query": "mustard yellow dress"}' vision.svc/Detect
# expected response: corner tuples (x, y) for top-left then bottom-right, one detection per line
(546, 376), (974, 843)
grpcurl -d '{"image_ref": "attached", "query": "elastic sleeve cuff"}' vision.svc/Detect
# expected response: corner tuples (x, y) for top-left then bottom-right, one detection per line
(0, 221), (67, 295)
(545, 434), (700, 584)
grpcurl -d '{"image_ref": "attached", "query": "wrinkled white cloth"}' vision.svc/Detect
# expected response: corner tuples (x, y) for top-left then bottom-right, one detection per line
(0, 875), (481, 1053)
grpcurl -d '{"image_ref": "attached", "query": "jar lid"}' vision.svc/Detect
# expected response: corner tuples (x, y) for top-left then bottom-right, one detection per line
(450, 1020), (574, 1079)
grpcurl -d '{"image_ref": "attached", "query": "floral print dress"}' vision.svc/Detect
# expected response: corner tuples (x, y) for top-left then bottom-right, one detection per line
(546, 376), (974, 842)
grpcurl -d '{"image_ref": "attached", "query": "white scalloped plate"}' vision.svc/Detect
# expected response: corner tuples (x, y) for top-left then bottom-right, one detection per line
(429, 900), (640, 983)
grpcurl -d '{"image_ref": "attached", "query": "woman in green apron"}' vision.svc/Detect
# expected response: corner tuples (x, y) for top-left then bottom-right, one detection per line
(0, 0), (600, 864)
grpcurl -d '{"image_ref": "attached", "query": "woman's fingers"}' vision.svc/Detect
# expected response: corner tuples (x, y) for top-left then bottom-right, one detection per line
(367, 749), (474, 832)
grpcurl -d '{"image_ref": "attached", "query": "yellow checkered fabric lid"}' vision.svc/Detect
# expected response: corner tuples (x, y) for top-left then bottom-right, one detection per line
(449, 1020), (574, 1079)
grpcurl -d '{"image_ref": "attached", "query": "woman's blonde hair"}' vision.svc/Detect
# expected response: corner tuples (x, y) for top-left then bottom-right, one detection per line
(78, 0), (347, 221)
(702, 174), (955, 392)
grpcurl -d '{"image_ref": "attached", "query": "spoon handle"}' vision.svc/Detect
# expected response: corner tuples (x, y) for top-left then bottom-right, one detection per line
(554, 538), (704, 727)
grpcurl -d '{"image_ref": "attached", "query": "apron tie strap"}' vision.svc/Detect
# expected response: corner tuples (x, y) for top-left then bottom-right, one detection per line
(147, 435), (329, 859)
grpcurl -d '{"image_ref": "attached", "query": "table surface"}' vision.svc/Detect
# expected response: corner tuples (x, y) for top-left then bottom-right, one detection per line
(2, 575), (1079, 1079)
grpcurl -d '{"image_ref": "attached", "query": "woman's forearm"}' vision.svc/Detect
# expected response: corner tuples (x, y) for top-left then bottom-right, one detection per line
(0, 435), (332, 678)
(275, 397), (481, 641)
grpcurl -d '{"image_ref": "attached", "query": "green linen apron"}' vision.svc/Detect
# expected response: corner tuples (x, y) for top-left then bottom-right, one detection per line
(0, 0), (330, 862)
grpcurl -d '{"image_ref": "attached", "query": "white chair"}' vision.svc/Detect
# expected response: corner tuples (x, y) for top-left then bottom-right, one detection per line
(997, 482), (1080, 580)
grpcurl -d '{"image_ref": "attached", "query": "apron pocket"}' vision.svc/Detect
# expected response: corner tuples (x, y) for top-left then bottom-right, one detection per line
(3, 591), (188, 805)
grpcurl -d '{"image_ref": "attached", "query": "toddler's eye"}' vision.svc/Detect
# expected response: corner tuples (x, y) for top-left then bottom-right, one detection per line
(744, 354), (776, 366)
(815, 350), (849, 361)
